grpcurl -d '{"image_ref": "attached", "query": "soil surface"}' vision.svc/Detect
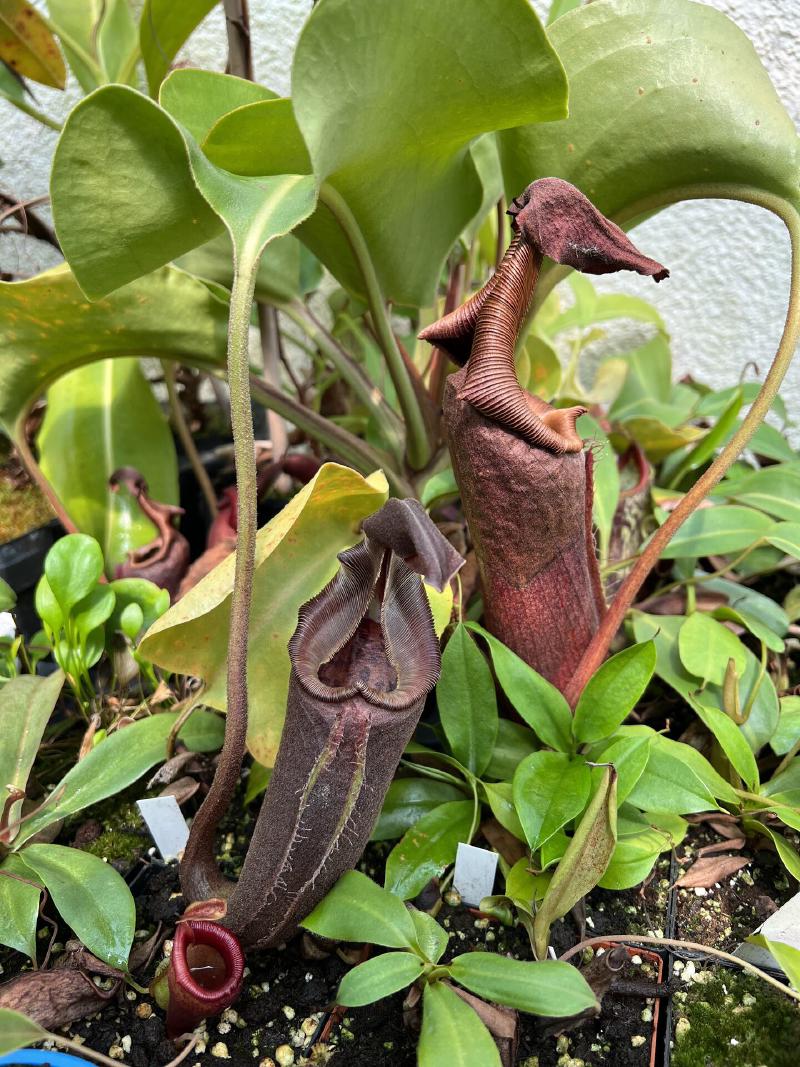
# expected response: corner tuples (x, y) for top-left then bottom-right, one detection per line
(1, 832), (671, 1067)
(2, 775), (796, 1066)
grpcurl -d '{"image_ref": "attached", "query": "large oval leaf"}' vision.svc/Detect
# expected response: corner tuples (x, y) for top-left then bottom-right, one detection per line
(290, 0), (568, 306)
(19, 844), (135, 971)
(139, 464), (389, 766)
(38, 359), (179, 569)
(0, 264), (228, 438)
(51, 86), (222, 299)
(499, 0), (799, 224)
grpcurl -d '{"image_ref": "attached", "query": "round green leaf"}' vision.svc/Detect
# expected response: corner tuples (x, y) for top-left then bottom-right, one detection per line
(291, 0), (568, 306)
(336, 951), (424, 1007)
(449, 955), (597, 1017)
(52, 86), (221, 299)
(159, 68), (276, 142)
(499, 0), (798, 227)
(43, 533), (103, 616)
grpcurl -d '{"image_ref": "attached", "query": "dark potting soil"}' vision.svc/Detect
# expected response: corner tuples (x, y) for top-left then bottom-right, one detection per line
(673, 826), (797, 951)
(1, 844), (672, 1067)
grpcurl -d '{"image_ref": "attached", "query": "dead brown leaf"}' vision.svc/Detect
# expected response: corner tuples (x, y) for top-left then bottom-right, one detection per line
(673, 854), (750, 889)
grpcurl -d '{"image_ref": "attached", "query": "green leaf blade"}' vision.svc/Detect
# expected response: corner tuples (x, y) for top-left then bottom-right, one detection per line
(336, 951), (423, 1007)
(301, 870), (417, 950)
(437, 624), (498, 776)
(0, 670), (64, 842)
(448, 955), (598, 1017)
(419, 982), (501, 1067)
(513, 752), (591, 852)
(51, 86), (221, 299)
(0, 854), (41, 960)
(467, 623), (572, 752)
(385, 800), (473, 901)
(573, 641), (655, 743)
(20, 843), (135, 970)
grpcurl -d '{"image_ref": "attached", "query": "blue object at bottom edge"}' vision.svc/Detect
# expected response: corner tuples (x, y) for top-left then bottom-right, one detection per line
(0, 1050), (91, 1065)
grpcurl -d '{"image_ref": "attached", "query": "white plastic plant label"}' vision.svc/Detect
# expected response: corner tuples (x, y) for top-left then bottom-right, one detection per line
(453, 842), (498, 906)
(734, 891), (800, 970)
(137, 796), (190, 861)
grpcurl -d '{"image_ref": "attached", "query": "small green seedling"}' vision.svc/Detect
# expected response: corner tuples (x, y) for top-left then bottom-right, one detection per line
(301, 870), (598, 1067)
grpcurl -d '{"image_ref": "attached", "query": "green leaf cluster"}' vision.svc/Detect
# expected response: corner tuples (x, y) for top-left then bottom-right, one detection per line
(302, 870), (597, 1067)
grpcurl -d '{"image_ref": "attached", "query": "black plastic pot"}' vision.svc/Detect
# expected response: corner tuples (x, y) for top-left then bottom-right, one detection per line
(0, 519), (63, 638)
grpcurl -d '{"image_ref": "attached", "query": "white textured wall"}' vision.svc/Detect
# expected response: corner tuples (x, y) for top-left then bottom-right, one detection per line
(1, 0), (798, 431)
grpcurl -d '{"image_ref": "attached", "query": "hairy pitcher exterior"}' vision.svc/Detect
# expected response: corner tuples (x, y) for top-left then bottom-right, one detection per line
(180, 498), (463, 949)
(421, 178), (667, 693)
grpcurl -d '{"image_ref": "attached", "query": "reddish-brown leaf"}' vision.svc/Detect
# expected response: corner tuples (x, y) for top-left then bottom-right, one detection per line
(673, 855), (750, 889)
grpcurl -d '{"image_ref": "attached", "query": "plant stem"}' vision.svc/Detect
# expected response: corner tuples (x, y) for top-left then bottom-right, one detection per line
(223, 0), (253, 80)
(162, 361), (218, 519)
(40, 13), (105, 84)
(283, 300), (406, 460)
(247, 373), (413, 496)
(11, 420), (77, 534)
(179, 260), (258, 900)
(256, 303), (291, 483)
(318, 183), (432, 471)
(564, 188), (800, 707)
(5, 97), (62, 131)
(559, 934), (800, 1005)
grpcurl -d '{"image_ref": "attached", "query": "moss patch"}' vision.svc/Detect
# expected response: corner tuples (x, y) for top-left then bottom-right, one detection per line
(672, 968), (800, 1067)
(0, 475), (53, 544)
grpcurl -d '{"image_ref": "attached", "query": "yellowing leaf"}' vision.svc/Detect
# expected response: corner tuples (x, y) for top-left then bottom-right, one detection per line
(0, 0), (65, 88)
(140, 464), (389, 766)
